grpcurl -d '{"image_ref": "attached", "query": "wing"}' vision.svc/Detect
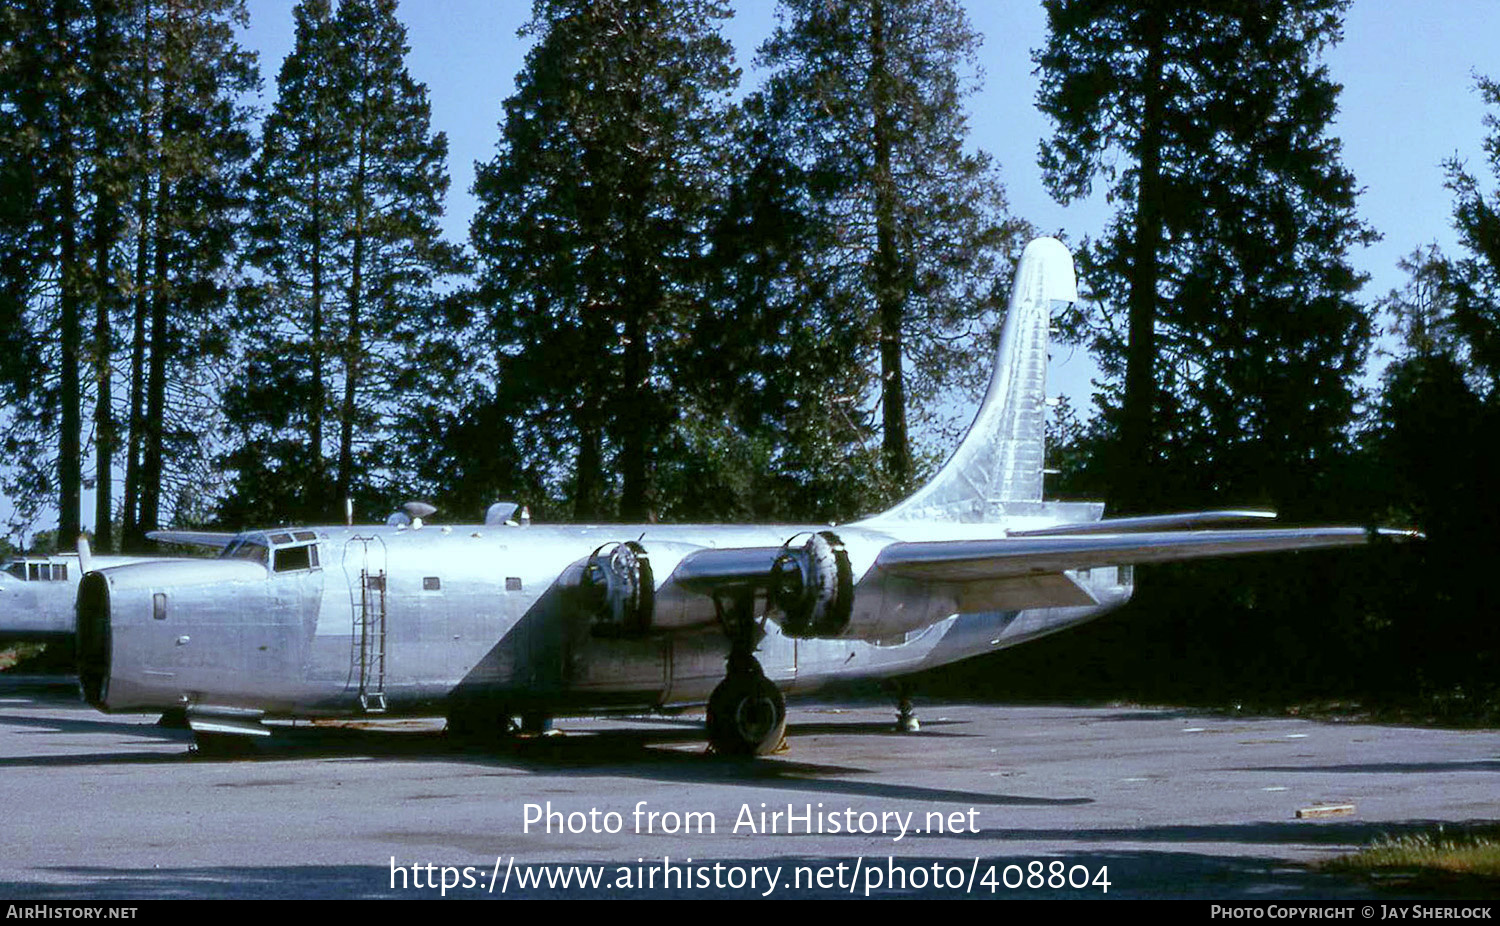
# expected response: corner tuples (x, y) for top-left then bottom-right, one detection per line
(658, 525), (1417, 638)
(875, 526), (1413, 583)
(872, 525), (1419, 617)
(146, 530), (238, 550)
(1007, 510), (1275, 537)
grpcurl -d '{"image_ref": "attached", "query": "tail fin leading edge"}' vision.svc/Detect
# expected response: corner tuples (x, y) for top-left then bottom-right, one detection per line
(871, 237), (1077, 524)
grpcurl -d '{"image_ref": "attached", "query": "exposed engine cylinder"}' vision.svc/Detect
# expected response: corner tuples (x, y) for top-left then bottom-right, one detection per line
(581, 541), (653, 637)
(769, 531), (853, 638)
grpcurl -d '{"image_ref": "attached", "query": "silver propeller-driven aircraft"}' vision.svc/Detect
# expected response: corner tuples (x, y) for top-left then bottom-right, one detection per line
(75, 238), (1413, 755)
(0, 545), (183, 644)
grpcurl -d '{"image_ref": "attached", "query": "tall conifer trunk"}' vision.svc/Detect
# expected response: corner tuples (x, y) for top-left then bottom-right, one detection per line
(91, 2), (119, 551)
(1120, 11), (1165, 514)
(870, 0), (910, 491)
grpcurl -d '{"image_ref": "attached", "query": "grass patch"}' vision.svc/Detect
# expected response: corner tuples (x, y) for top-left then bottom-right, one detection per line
(1263, 694), (1500, 729)
(0, 642), (75, 673)
(1326, 826), (1500, 895)
(0, 643), (46, 671)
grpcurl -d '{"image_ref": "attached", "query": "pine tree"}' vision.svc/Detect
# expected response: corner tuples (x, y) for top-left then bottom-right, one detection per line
(754, 0), (1027, 495)
(0, 0), (90, 545)
(86, 0), (131, 551)
(671, 95), (885, 523)
(1037, 0), (1375, 515)
(470, 0), (738, 522)
(120, 0), (257, 547)
(1364, 75), (1500, 701)
(0, 0), (254, 549)
(1444, 75), (1500, 393)
(228, 0), (463, 525)
(229, 0), (345, 524)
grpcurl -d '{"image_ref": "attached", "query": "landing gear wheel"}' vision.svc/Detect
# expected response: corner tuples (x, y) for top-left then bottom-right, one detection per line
(707, 671), (786, 756)
(445, 704), (518, 744)
(189, 731), (258, 757)
(520, 713), (556, 736)
(896, 693), (920, 732)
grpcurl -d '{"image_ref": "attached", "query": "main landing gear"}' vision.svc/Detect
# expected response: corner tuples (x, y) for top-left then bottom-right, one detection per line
(896, 688), (920, 733)
(445, 698), (519, 744)
(706, 591), (786, 756)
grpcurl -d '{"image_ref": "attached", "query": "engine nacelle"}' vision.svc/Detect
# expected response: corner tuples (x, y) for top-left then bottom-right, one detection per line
(580, 541), (653, 637)
(769, 531), (853, 638)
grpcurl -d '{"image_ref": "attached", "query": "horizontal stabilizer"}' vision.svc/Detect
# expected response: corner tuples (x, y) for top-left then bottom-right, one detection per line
(146, 530), (238, 550)
(1009, 510), (1276, 537)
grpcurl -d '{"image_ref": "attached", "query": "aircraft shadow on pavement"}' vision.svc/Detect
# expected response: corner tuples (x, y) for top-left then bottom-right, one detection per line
(0, 707), (189, 741)
(1229, 760), (1500, 775)
(222, 719), (1086, 808)
(0, 702), (1088, 808)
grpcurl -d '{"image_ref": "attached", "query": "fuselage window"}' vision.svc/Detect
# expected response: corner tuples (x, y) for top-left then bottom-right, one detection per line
(4, 563), (24, 580)
(505, 577), (523, 591)
(52, 564), (67, 581)
(153, 592), (167, 620)
(422, 576), (441, 591)
(28, 564), (42, 581)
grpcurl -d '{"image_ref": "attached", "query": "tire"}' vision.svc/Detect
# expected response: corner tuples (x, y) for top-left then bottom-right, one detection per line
(706, 671), (787, 756)
(445, 703), (517, 744)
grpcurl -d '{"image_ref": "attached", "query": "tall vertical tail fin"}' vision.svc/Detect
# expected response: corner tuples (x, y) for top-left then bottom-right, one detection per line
(869, 237), (1077, 523)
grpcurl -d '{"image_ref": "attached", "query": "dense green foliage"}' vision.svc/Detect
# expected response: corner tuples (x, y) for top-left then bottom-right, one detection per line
(467, 0), (739, 522)
(1038, 0), (1374, 515)
(0, 0), (256, 550)
(996, 59), (1500, 713)
(756, 0), (1027, 493)
(226, 0), (464, 528)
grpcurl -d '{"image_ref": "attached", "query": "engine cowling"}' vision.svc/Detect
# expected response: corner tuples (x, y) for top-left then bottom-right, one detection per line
(581, 541), (653, 637)
(769, 531), (853, 638)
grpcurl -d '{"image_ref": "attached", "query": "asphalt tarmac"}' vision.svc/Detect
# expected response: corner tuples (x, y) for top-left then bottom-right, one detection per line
(0, 674), (1496, 900)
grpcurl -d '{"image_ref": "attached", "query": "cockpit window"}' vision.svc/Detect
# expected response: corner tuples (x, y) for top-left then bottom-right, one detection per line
(272, 543), (319, 573)
(224, 540), (269, 565)
(4, 561), (67, 581)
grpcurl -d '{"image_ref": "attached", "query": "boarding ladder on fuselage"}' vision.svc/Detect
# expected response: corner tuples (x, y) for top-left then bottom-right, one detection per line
(354, 569), (388, 713)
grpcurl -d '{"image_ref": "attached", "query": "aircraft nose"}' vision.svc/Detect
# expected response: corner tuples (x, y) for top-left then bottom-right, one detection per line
(77, 572), (111, 706)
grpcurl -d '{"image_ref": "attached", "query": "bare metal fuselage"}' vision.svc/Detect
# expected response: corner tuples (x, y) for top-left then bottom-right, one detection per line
(0, 553), (181, 643)
(79, 519), (1132, 719)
